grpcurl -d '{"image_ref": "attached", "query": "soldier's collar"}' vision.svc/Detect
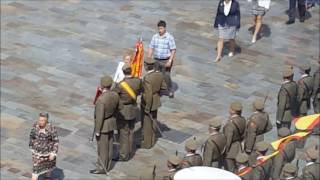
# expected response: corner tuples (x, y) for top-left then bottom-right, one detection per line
(102, 89), (108, 93)
(238, 165), (247, 172)
(186, 153), (195, 157)
(282, 80), (291, 84)
(284, 177), (296, 180)
(231, 114), (239, 118)
(210, 132), (219, 136)
(147, 70), (155, 73)
(168, 168), (176, 172)
(306, 161), (315, 166)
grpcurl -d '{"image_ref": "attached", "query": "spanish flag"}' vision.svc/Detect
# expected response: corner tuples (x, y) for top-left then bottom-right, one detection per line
(271, 131), (310, 151)
(236, 151), (280, 176)
(131, 38), (144, 78)
(294, 114), (320, 130)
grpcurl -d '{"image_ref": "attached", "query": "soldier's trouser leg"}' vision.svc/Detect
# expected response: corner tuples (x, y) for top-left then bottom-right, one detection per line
(97, 132), (113, 172)
(224, 158), (236, 172)
(289, 0), (297, 21)
(119, 119), (135, 160)
(142, 110), (157, 149)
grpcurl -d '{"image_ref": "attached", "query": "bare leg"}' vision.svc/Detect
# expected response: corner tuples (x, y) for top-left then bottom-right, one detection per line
(215, 38), (224, 62)
(229, 39), (235, 56)
(31, 174), (39, 180)
(252, 15), (263, 43)
(252, 16), (257, 33)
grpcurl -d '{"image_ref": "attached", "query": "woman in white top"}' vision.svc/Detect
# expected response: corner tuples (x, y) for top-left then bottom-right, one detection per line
(113, 49), (135, 83)
(249, 0), (271, 43)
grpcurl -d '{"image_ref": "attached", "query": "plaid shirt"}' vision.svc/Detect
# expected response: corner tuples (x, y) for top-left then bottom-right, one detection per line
(149, 32), (176, 59)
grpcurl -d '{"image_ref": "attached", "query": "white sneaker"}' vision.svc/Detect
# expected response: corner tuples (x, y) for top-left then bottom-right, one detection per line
(251, 38), (256, 43)
(228, 52), (234, 57)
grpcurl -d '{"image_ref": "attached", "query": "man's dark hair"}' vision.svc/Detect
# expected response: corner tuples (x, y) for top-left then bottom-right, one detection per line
(157, 20), (166, 28)
(39, 112), (49, 119)
(123, 68), (132, 75)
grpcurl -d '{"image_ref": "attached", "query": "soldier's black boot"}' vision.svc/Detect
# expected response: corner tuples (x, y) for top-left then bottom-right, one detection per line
(286, 19), (295, 25)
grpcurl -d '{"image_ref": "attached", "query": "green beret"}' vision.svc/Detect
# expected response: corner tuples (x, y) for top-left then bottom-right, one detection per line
(306, 147), (319, 160)
(168, 155), (182, 166)
(255, 141), (269, 152)
(236, 153), (249, 164)
(144, 57), (155, 65)
(185, 139), (198, 151)
(282, 163), (297, 174)
(209, 119), (222, 129)
(253, 99), (264, 110)
(230, 101), (242, 111)
(100, 75), (113, 87)
(283, 68), (294, 78)
(278, 127), (291, 138)
(122, 64), (132, 72)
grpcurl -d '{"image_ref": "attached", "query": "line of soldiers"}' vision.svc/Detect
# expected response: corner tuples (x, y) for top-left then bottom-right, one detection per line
(149, 60), (320, 179)
(154, 101), (319, 180)
(90, 57), (168, 174)
(276, 61), (320, 135)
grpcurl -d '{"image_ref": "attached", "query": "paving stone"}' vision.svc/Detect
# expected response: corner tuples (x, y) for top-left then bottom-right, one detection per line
(7, 167), (21, 174)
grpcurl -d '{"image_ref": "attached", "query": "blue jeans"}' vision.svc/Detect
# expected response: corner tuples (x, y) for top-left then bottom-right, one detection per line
(289, 0), (306, 21)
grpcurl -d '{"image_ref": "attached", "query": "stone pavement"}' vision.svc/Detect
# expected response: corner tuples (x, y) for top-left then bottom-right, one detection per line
(1, 0), (319, 179)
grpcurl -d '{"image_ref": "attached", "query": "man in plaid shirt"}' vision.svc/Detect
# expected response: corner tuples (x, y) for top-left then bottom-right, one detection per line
(148, 20), (176, 98)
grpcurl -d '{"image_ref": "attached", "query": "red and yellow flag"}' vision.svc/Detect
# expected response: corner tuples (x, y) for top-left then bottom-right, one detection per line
(271, 131), (310, 151)
(131, 39), (144, 78)
(294, 114), (320, 130)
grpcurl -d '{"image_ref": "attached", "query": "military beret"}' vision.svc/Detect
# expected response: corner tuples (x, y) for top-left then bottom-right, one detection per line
(168, 155), (182, 166)
(255, 141), (269, 152)
(209, 119), (222, 129)
(185, 138), (198, 150)
(230, 101), (242, 111)
(253, 99), (264, 110)
(278, 127), (291, 138)
(282, 163), (297, 174)
(236, 153), (249, 164)
(300, 64), (311, 71)
(100, 75), (113, 87)
(122, 64), (131, 71)
(144, 57), (155, 65)
(306, 147), (319, 160)
(283, 68), (294, 78)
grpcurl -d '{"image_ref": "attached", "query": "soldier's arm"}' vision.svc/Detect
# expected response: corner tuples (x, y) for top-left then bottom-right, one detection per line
(297, 83), (305, 103)
(244, 119), (257, 153)
(29, 126), (36, 150)
(50, 126), (59, 155)
(202, 140), (213, 166)
(276, 88), (287, 123)
(224, 125), (233, 153)
(271, 154), (284, 180)
(94, 100), (104, 134)
(143, 79), (153, 112)
(312, 72), (319, 97)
